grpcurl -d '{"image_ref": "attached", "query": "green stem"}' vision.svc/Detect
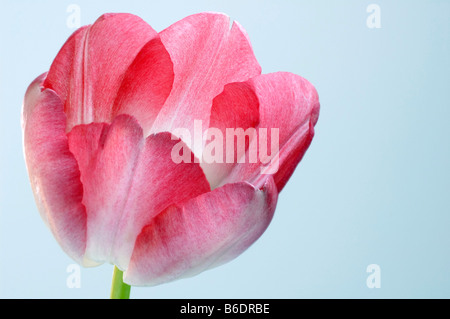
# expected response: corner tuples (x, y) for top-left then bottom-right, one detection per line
(110, 265), (131, 299)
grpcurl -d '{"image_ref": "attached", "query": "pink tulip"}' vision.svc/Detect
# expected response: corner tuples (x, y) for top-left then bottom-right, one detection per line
(22, 13), (319, 287)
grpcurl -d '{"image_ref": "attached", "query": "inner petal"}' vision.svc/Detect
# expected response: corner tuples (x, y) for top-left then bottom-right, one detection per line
(201, 81), (260, 189)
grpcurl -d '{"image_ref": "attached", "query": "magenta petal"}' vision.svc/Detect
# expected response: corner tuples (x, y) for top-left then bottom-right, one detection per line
(221, 72), (320, 191)
(151, 13), (261, 156)
(124, 177), (277, 286)
(44, 13), (159, 131)
(22, 74), (88, 265)
(112, 38), (174, 135)
(67, 115), (210, 266)
(201, 81), (260, 187)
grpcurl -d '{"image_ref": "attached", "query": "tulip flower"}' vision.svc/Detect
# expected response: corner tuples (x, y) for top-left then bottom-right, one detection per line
(22, 12), (319, 298)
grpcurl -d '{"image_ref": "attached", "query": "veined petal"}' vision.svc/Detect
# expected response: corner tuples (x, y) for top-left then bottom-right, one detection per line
(151, 12), (262, 157)
(22, 73), (89, 265)
(44, 13), (159, 131)
(220, 72), (320, 191)
(124, 177), (277, 286)
(111, 38), (174, 135)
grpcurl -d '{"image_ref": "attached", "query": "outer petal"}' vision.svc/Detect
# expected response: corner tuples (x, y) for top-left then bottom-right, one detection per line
(124, 177), (278, 286)
(43, 13), (159, 131)
(67, 116), (210, 267)
(22, 74), (89, 265)
(151, 12), (262, 157)
(220, 72), (320, 191)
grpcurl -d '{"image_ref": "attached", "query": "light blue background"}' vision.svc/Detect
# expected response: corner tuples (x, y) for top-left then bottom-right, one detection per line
(1, 0), (449, 298)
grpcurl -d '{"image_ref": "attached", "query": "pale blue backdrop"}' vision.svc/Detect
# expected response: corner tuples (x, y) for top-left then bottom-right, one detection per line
(0, 0), (449, 298)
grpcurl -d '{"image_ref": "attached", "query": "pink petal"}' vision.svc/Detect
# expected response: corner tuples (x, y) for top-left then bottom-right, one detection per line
(22, 73), (89, 265)
(44, 13), (159, 131)
(201, 81), (260, 187)
(150, 13), (261, 157)
(110, 132), (211, 270)
(124, 177), (277, 286)
(67, 115), (210, 267)
(111, 38), (174, 135)
(220, 72), (320, 191)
